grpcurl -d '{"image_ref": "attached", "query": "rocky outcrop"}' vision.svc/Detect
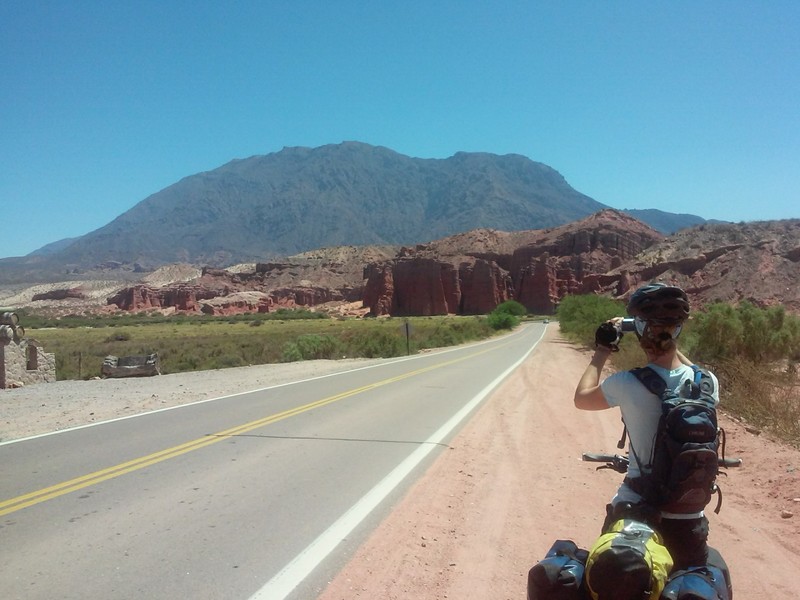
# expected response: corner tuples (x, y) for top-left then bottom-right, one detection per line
(509, 210), (663, 313)
(199, 292), (273, 315)
(598, 220), (800, 312)
(363, 256), (511, 316)
(363, 210), (662, 316)
(93, 212), (800, 319)
(107, 251), (377, 315)
(107, 284), (219, 312)
(458, 258), (511, 314)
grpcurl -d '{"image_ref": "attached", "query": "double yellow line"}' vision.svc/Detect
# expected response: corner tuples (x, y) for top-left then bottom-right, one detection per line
(1, 345), (496, 517)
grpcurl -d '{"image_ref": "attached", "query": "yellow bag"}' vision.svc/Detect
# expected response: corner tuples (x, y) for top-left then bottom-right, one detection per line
(585, 519), (673, 600)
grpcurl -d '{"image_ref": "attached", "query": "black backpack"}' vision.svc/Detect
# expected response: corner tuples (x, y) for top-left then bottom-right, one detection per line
(624, 365), (725, 514)
(527, 539), (589, 600)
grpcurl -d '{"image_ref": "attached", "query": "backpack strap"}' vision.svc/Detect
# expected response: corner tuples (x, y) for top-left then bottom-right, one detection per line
(630, 366), (669, 398)
(625, 366), (672, 475)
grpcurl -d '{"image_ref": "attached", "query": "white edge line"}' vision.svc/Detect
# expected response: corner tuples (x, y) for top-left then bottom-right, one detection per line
(249, 325), (546, 600)
(1, 324), (535, 447)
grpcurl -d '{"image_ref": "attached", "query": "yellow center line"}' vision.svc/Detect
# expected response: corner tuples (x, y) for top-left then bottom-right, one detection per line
(1, 342), (503, 517)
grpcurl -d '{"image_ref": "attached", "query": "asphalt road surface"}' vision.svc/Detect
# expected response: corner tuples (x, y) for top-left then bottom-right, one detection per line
(1, 323), (546, 599)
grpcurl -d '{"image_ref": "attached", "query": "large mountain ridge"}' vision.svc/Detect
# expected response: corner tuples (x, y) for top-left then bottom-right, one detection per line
(1, 142), (711, 285)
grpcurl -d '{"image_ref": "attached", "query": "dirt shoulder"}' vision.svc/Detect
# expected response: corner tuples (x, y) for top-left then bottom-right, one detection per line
(318, 326), (800, 599)
(2, 327), (799, 597)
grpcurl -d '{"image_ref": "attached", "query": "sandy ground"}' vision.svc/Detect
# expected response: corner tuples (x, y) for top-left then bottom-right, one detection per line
(2, 327), (799, 598)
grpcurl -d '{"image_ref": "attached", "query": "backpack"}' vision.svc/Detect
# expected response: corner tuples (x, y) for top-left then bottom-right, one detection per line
(661, 565), (730, 600)
(584, 519), (673, 600)
(625, 365), (724, 514)
(527, 539), (589, 600)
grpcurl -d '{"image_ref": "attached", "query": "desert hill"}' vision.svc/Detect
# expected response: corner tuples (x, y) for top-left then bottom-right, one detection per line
(3, 211), (798, 318)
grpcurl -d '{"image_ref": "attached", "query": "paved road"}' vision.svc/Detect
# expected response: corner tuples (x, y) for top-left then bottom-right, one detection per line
(1, 323), (546, 599)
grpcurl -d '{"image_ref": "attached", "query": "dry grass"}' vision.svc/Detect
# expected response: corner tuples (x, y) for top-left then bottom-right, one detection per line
(711, 357), (800, 445)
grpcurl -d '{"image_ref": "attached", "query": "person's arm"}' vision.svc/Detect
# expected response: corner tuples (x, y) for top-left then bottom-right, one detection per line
(574, 346), (613, 411)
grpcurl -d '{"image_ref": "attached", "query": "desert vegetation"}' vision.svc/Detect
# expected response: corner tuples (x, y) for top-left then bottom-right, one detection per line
(558, 295), (800, 446)
(21, 309), (507, 381)
(16, 298), (528, 382)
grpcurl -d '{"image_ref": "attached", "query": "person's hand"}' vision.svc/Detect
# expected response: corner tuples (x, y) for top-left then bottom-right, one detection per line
(595, 321), (622, 352)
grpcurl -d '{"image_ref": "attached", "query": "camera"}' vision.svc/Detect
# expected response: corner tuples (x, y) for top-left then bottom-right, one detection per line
(620, 317), (636, 332)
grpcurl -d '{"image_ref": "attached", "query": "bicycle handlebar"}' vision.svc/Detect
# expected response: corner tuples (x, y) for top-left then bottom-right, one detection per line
(582, 453), (742, 469)
(582, 453), (629, 473)
(582, 453), (621, 463)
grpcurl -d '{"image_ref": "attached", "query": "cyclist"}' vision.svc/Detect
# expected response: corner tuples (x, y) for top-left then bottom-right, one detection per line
(573, 283), (730, 598)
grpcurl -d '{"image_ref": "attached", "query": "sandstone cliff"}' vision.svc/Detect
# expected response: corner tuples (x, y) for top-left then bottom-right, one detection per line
(362, 210), (662, 315)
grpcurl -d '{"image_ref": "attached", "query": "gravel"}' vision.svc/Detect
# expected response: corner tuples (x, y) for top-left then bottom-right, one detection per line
(0, 358), (387, 442)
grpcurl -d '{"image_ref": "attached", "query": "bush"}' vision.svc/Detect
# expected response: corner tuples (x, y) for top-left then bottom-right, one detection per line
(346, 330), (407, 358)
(281, 334), (342, 362)
(692, 301), (800, 364)
(557, 294), (626, 345)
(485, 299), (527, 330)
(487, 310), (518, 330)
(104, 332), (132, 342)
(494, 300), (527, 316)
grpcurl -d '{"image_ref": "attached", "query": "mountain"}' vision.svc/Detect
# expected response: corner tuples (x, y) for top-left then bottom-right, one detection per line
(2, 142), (710, 284)
(27, 237), (82, 256)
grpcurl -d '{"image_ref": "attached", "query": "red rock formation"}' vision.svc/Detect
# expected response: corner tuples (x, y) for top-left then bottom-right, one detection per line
(362, 264), (395, 316)
(199, 292), (273, 315)
(360, 210), (662, 316)
(107, 284), (219, 312)
(391, 258), (459, 316)
(458, 258), (512, 314)
(600, 220), (800, 312)
(504, 210), (662, 313)
(101, 213), (800, 319)
(363, 256), (511, 317)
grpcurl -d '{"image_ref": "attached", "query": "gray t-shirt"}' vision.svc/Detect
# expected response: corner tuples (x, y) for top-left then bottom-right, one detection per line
(600, 363), (720, 517)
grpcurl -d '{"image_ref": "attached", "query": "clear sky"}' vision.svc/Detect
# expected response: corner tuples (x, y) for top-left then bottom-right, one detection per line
(1, 1), (798, 259)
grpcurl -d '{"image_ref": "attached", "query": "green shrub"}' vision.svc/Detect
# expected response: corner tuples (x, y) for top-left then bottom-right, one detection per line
(104, 332), (132, 342)
(281, 334), (342, 361)
(487, 310), (518, 330)
(557, 294), (626, 345)
(494, 300), (527, 316)
(692, 301), (800, 364)
(346, 330), (407, 358)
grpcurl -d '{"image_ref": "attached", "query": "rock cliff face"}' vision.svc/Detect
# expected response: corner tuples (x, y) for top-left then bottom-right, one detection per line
(106, 248), (395, 316)
(362, 256), (511, 316)
(362, 210), (661, 316)
(18, 211), (797, 318)
(509, 210), (663, 313)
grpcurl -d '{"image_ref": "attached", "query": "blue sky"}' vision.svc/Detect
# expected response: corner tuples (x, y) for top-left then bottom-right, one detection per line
(1, 1), (798, 259)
